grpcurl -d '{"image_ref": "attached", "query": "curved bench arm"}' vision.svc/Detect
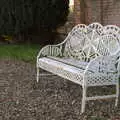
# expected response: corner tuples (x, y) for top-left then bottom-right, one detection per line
(37, 31), (73, 62)
(117, 58), (120, 74)
(83, 56), (102, 78)
(85, 55), (119, 73)
(37, 40), (67, 62)
(37, 45), (61, 58)
(83, 55), (119, 85)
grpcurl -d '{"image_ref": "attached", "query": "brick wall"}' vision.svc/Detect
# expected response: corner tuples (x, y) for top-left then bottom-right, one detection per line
(74, 0), (81, 24)
(57, 0), (120, 35)
(73, 0), (120, 26)
(86, 0), (102, 24)
(102, 0), (120, 26)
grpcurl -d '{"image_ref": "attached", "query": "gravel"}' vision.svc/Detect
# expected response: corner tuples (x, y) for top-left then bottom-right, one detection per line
(0, 58), (120, 120)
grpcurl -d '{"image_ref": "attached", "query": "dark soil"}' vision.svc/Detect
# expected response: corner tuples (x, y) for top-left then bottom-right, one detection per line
(0, 59), (120, 120)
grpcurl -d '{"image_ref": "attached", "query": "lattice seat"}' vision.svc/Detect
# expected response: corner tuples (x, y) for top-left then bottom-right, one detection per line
(38, 57), (118, 87)
(36, 23), (120, 113)
(46, 56), (88, 70)
(38, 57), (85, 85)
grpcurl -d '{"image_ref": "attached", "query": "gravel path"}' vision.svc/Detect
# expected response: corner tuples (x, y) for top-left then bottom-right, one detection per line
(0, 59), (120, 120)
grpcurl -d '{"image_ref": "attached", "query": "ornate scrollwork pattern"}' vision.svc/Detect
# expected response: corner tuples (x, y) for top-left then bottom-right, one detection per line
(64, 23), (120, 61)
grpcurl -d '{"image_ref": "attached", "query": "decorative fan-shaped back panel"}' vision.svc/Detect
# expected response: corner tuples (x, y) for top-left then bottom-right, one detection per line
(87, 23), (104, 40)
(64, 23), (120, 61)
(64, 24), (89, 61)
(96, 34), (120, 56)
(104, 25), (120, 34)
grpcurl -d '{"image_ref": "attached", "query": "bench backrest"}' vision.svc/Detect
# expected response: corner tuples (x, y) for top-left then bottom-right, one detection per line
(64, 23), (120, 61)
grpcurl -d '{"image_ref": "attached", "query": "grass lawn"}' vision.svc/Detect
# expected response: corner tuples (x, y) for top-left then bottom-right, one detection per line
(0, 44), (40, 63)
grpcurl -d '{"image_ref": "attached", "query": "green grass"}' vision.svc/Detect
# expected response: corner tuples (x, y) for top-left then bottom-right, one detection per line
(0, 44), (40, 63)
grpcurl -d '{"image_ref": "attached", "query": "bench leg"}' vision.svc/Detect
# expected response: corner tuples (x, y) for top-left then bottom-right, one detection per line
(81, 86), (87, 113)
(37, 67), (39, 83)
(115, 83), (119, 106)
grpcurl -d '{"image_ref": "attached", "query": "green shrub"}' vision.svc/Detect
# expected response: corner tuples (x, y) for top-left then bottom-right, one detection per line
(0, 0), (69, 36)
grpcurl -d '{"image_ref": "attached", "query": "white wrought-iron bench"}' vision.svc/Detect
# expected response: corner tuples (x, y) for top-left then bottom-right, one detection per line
(36, 23), (120, 113)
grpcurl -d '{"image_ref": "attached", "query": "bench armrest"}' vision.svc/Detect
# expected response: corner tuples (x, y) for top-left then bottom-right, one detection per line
(37, 41), (67, 60)
(116, 58), (120, 74)
(84, 55), (118, 75)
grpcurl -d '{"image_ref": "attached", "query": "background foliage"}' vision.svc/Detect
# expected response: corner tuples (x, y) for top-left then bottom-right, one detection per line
(0, 0), (69, 37)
